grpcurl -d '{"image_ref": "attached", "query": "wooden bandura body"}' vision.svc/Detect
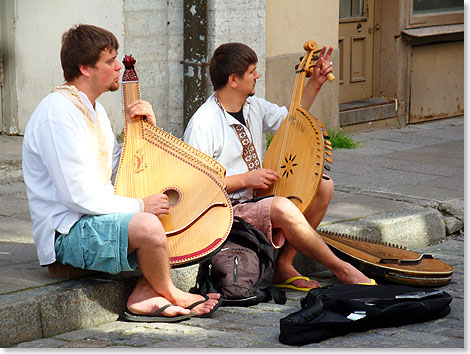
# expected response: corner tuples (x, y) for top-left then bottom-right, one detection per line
(256, 41), (332, 214)
(114, 55), (233, 267)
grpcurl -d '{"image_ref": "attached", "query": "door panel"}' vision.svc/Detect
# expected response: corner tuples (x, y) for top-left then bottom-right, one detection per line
(339, 0), (374, 103)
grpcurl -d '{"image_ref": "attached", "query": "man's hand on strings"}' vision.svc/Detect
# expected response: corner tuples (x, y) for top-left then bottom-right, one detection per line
(245, 169), (281, 190)
(143, 193), (170, 216)
(128, 100), (157, 126)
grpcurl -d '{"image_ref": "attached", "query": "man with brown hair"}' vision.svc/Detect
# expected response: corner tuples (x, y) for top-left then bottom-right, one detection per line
(22, 24), (221, 322)
(184, 42), (374, 290)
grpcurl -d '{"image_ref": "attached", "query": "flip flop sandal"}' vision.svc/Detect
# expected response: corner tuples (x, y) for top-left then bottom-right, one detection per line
(273, 276), (320, 292)
(123, 304), (194, 323)
(186, 295), (224, 318)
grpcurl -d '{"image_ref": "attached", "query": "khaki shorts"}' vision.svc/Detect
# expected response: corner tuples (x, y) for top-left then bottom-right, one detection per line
(232, 196), (286, 249)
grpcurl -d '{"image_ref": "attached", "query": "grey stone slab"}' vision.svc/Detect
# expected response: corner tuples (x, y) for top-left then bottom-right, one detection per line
(322, 194), (412, 223)
(0, 261), (56, 293)
(319, 206), (446, 249)
(15, 337), (70, 348)
(338, 154), (463, 178)
(420, 176), (463, 192)
(403, 140), (464, 157)
(39, 278), (134, 338)
(353, 139), (422, 153)
(0, 195), (31, 218)
(0, 181), (28, 197)
(0, 221), (34, 243)
(0, 297), (43, 347)
(170, 263), (199, 292)
(0, 242), (38, 265)
(355, 130), (449, 147)
(333, 168), (434, 191)
(0, 282), (27, 293)
(412, 126), (464, 141)
(334, 146), (395, 157)
(0, 135), (24, 161)
(328, 159), (384, 176)
(387, 183), (463, 202)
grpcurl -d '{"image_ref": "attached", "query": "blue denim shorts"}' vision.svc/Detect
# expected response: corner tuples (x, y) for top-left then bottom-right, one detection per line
(55, 213), (137, 274)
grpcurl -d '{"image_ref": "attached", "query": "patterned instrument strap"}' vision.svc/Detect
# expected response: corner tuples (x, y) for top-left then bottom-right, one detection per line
(214, 94), (261, 171)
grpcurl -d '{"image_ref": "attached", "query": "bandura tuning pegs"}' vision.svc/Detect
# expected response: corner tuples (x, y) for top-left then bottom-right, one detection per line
(324, 164), (331, 171)
(325, 150), (332, 157)
(325, 157), (333, 163)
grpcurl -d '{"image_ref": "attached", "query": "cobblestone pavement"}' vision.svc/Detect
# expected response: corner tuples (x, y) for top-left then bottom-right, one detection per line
(14, 235), (464, 349)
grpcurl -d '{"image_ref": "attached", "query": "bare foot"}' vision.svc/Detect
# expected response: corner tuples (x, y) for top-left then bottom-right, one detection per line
(127, 277), (221, 317)
(334, 262), (371, 284)
(171, 292), (221, 316)
(127, 278), (190, 317)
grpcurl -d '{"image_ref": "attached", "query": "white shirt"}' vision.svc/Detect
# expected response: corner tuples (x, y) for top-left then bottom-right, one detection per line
(184, 94), (288, 201)
(23, 90), (139, 265)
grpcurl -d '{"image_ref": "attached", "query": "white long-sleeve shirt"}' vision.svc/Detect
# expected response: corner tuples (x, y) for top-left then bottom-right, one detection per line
(23, 90), (139, 265)
(184, 94), (288, 201)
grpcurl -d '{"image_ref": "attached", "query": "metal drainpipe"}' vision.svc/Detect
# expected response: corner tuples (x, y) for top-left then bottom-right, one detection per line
(182, 0), (208, 128)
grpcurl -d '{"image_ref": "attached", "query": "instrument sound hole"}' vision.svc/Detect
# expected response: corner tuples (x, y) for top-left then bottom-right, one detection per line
(162, 187), (182, 207)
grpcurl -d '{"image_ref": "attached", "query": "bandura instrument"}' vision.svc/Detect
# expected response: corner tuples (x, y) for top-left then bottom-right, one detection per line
(114, 55), (233, 267)
(319, 230), (453, 287)
(256, 41), (333, 214)
(258, 41), (453, 286)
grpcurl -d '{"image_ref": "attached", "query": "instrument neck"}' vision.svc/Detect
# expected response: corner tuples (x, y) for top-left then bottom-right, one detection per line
(288, 48), (315, 112)
(289, 70), (307, 112)
(122, 81), (141, 127)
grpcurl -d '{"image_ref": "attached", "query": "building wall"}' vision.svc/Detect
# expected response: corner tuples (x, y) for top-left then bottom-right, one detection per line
(265, 0), (339, 130)
(207, 0), (266, 98)
(0, 0), (123, 135)
(122, 0), (185, 137)
(1, 0), (267, 138)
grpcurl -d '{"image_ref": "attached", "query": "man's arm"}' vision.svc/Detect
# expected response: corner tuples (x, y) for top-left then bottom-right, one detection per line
(295, 46), (334, 111)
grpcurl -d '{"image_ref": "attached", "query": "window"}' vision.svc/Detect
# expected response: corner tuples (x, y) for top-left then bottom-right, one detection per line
(413, 0), (463, 15)
(409, 0), (464, 27)
(340, 0), (364, 19)
(340, 0), (366, 22)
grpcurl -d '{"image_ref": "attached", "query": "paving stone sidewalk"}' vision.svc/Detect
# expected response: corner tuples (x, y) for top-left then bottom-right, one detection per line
(0, 116), (464, 348)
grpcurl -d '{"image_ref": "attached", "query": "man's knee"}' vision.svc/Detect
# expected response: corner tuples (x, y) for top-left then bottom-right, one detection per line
(320, 175), (334, 196)
(128, 212), (166, 248)
(270, 196), (301, 221)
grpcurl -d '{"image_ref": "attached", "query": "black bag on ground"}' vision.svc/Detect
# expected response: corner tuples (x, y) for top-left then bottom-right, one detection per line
(192, 216), (286, 306)
(279, 284), (452, 345)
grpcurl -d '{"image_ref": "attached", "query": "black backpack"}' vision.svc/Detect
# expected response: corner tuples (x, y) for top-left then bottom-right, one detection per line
(279, 284), (452, 345)
(192, 216), (286, 306)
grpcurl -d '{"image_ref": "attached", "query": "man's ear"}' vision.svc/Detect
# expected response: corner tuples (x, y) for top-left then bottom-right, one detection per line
(227, 73), (238, 89)
(79, 65), (91, 77)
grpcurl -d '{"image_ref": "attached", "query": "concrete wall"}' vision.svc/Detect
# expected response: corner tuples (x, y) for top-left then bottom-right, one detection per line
(207, 0), (266, 98)
(0, 0), (123, 135)
(123, 0), (185, 137)
(265, 0), (339, 129)
(1, 0), (267, 138)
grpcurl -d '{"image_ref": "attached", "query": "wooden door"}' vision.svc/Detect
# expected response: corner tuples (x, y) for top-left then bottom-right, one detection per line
(338, 0), (374, 104)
